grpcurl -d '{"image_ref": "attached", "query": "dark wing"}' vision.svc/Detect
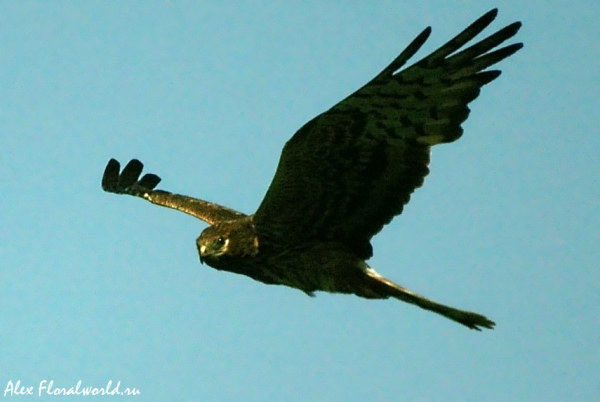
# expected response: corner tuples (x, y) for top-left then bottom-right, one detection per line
(102, 159), (247, 224)
(254, 9), (522, 259)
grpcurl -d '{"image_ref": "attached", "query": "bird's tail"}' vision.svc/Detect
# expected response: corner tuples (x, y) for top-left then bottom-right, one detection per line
(365, 269), (495, 331)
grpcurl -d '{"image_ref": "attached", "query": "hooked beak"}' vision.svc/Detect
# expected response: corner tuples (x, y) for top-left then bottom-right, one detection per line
(199, 244), (206, 264)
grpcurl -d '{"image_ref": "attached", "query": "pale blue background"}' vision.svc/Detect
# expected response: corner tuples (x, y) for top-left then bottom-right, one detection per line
(1, 1), (598, 401)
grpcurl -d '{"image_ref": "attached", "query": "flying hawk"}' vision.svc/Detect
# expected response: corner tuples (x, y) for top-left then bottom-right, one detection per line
(102, 9), (522, 330)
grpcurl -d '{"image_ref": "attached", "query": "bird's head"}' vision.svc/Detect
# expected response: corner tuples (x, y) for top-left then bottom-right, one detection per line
(196, 218), (259, 269)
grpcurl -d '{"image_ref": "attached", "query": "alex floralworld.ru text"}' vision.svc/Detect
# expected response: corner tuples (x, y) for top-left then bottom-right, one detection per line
(3, 380), (140, 396)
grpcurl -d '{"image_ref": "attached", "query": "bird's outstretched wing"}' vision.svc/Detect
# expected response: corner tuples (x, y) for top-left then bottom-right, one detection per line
(254, 9), (522, 258)
(102, 159), (247, 224)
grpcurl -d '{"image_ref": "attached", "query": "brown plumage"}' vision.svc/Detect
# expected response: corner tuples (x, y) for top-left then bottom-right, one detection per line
(102, 9), (522, 330)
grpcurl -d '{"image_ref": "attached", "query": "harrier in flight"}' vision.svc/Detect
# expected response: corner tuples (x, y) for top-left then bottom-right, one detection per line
(102, 9), (522, 330)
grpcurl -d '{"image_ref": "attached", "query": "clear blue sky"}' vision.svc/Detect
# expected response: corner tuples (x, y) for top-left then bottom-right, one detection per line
(1, 1), (598, 401)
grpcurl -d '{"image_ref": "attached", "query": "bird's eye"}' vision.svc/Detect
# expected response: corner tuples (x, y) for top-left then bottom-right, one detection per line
(216, 237), (226, 246)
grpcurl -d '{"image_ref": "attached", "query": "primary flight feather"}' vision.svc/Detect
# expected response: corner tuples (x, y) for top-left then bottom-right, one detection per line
(102, 9), (522, 330)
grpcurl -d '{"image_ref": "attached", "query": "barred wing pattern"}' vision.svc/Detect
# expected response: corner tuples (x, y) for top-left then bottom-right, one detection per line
(254, 9), (522, 259)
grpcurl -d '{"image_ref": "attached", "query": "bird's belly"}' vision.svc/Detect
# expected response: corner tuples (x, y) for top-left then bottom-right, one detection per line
(259, 243), (370, 295)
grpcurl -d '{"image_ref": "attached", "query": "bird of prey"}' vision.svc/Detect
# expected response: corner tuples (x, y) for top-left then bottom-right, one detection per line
(102, 9), (522, 330)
